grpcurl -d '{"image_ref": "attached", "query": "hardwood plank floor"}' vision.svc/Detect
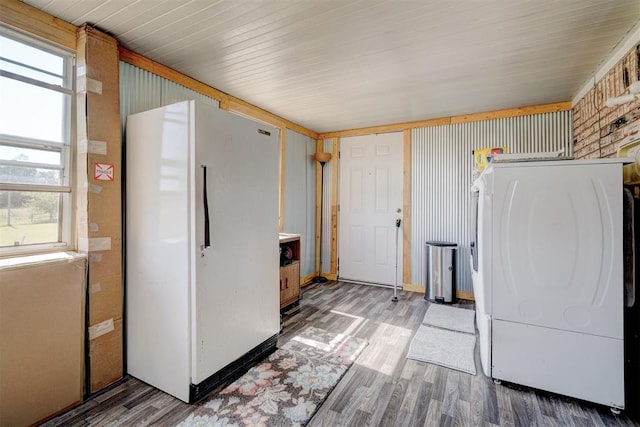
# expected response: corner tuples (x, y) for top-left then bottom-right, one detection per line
(41, 281), (639, 426)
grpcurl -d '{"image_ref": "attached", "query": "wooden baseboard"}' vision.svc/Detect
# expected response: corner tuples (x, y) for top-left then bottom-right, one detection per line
(456, 290), (475, 301)
(300, 273), (315, 287)
(307, 277), (476, 300)
(402, 284), (475, 301)
(300, 272), (337, 286)
(403, 283), (424, 293)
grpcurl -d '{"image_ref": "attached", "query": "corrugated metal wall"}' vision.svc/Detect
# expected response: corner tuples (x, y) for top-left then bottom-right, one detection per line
(120, 61), (319, 278)
(283, 129), (317, 278)
(119, 62), (219, 134)
(411, 111), (573, 293)
(119, 61), (572, 293)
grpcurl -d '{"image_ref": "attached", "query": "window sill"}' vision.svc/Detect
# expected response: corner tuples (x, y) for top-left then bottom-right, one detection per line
(0, 251), (86, 270)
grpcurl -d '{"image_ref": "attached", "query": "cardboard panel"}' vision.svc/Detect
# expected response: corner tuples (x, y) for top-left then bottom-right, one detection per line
(87, 270), (122, 324)
(89, 318), (123, 393)
(76, 25), (124, 393)
(0, 255), (86, 426)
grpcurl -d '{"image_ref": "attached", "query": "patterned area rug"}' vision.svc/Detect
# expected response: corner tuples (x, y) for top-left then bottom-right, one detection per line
(177, 326), (367, 427)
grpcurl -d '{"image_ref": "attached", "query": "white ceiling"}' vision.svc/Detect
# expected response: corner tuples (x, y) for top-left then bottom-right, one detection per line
(23, 0), (640, 133)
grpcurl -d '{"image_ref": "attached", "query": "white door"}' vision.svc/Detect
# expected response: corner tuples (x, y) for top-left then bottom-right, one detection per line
(339, 132), (403, 286)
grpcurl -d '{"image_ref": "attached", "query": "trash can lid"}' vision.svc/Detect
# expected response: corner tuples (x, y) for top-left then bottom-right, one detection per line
(425, 240), (457, 247)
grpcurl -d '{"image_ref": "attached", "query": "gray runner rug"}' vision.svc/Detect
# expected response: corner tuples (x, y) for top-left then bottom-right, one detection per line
(407, 324), (476, 375)
(422, 304), (476, 334)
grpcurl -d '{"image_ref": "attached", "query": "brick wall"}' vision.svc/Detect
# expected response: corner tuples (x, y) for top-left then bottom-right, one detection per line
(573, 44), (640, 159)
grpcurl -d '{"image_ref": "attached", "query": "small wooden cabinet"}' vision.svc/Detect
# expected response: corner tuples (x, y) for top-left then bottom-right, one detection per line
(279, 234), (301, 309)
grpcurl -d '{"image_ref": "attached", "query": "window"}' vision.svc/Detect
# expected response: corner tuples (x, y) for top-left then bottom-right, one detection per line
(0, 27), (74, 255)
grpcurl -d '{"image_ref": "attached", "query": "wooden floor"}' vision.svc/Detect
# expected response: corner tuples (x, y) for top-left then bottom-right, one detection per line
(42, 281), (639, 426)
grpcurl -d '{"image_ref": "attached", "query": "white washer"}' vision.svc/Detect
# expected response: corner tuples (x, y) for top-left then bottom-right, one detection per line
(471, 158), (628, 410)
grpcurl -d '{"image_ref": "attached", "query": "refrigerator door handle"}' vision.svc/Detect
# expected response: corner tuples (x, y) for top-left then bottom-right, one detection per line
(201, 165), (211, 250)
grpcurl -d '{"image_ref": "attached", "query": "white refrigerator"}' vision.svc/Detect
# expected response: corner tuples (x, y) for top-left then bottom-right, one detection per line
(470, 158), (628, 410)
(125, 100), (280, 403)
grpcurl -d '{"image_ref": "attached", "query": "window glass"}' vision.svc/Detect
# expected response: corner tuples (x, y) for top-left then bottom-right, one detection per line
(0, 145), (62, 166)
(0, 164), (62, 186)
(0, 29), (73, 254)
(0, 76), (69, 143)
(0, 191), (61, 247)
(0, 35), (64, 80)
(0, 58), (63, 86)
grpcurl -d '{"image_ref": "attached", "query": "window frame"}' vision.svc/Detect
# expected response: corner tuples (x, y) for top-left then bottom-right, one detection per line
(0, 26), (76, 257)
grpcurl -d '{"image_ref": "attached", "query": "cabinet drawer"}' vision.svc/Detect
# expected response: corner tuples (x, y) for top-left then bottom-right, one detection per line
(280, 261), (300, 308)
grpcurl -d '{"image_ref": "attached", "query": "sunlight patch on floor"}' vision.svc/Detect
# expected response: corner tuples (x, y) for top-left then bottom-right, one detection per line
(329, 309), (367, 337)
(354, 322), (412, 375)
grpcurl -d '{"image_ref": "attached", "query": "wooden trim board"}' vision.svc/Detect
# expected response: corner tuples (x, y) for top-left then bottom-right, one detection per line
(402, 283), (475, 301)
(402, 129), (412, 286)
(118, 47), (318, 139)
(118, 47), (227, 102)
(318, 102), (572, 139)
(300, 273), (316, 287)
(403, 283), (424, 293)
(330, 138), (338, 275)
(120, 49), (568, 142)
(314, 140), (323, 275)
(319, 117), (451, 139)
(0, 0), (77, 50)
(279, 129), (286, 232)
(456, 290), (475, 301)
(450, 101), (572, 124)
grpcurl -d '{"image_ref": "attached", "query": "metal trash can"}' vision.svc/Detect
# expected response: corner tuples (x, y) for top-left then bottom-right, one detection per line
(424, 241), (457, 303)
